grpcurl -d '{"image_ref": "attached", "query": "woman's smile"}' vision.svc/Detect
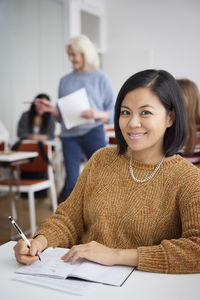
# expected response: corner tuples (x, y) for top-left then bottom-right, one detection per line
(119, 87), (173, 161)
(127, 132), (147, 140)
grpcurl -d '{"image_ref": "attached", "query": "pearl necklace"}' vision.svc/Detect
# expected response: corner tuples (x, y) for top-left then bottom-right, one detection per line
(129, 153), (165, 183)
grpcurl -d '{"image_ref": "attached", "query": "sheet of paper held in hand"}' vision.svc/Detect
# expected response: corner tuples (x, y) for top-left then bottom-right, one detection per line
(57, 88), (94, 129)
(14, 247), (135, 287)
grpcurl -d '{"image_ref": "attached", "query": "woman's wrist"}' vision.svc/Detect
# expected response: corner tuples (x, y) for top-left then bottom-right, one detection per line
(52, 107), (60, 119)
(114, 248), (138, 266)
(97, 111), (109, 123)
(34, 235), (48, 251)
(37, 134), (48, 141)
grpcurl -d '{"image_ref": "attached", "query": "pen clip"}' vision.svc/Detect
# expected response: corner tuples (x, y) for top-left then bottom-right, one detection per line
(9, 216), (22, 234)
(13, 222), (22, 234)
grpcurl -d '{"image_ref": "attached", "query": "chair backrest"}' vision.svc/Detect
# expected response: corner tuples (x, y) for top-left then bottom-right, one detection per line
(108, 137), (117, 145)
(16, 142), (49, 173)
(0, 142), (5, 151)
(105, 127), (117, 145)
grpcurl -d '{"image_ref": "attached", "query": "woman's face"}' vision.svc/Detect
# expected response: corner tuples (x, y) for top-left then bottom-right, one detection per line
(119, 87), (174, 162)
(67, 46), (84, 72)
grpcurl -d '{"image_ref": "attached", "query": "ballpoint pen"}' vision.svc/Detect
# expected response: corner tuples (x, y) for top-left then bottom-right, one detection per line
(8, 216), (41, 261)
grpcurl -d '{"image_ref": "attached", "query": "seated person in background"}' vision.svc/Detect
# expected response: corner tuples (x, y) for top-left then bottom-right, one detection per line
(16, 94), (55, 198)
(13, 69), (200, 274)
(177, 79), (200, 167)
(17, 93), (55, 141)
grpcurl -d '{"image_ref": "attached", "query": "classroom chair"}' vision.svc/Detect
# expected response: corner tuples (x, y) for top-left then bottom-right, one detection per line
(0, 141), (5, 151)
(0, 141), (57, 236)
(105, 127), (117, 145)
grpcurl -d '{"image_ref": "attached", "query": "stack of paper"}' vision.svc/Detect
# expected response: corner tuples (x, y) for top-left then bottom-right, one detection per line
(57, 88), (94, 129)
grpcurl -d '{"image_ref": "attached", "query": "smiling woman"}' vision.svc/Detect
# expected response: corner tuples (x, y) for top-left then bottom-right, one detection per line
(13, 69), (200, 275)
(119, 88), (174, 164)
(67, 46), (85, 72)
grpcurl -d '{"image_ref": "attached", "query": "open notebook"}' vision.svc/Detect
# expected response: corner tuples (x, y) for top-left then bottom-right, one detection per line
(15, 247), (135, 287)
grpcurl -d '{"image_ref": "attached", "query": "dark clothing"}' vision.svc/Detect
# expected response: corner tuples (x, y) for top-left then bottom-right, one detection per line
(61, 125), (106, 200)
(17, 111), (55, 198)
(17, 111), (55, 140)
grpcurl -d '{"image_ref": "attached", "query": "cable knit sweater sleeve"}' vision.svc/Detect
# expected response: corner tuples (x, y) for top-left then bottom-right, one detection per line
(33, 156), (94, 248)
(137, 164), (200, 274)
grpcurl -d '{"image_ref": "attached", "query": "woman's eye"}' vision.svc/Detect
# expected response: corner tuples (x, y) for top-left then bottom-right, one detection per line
(141, 110), (151, 116)
(120, 110), (130, 115)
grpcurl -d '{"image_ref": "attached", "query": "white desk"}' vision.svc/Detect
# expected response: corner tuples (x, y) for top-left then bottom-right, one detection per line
(1, 241), (200, 300)
(0, 151), (38, 220)
(0, 151), (38, 163)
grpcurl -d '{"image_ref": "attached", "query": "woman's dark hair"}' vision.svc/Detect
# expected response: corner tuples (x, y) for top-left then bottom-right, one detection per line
(28, 93), (51, 133)
(114, 69), (187, 156)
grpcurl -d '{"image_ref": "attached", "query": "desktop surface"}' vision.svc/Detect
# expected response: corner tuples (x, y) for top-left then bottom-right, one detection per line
(1, 241), (200, 300)
(0, 151), (38, 162)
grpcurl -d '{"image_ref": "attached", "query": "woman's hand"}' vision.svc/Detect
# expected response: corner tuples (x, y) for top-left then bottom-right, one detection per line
(34, 98), (60, 119)
(61, 241), (119, 266)
(28, 133), (49, 141)
(62, 241), (139, 267)
(81, 109), (109, 123)
(13, 235), (47, 265)
(35, 98), (53, 113)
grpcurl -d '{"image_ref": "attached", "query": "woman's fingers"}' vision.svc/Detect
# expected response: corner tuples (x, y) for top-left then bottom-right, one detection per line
(13, 238), (43, 265)
(14, 239), (33, 264)
(81, 108), (98, 119)
(61, 244), (83, 263)
(29, 240), (41, 257)
(34, 98), (53, 112)
(16, 253), (39, 265)
(61, 241), (118, 266)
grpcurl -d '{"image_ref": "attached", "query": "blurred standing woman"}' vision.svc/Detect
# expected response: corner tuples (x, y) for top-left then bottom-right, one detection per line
(177, 79), (200, 167)
(35, 35), (115, 203)
(17, 93), (55, 141)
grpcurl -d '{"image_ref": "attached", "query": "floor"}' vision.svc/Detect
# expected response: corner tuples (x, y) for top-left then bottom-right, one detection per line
(0, 192), (54, 245)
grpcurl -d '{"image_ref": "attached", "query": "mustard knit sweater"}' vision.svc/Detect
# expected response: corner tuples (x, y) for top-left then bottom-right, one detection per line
(35, 146), (200, 274)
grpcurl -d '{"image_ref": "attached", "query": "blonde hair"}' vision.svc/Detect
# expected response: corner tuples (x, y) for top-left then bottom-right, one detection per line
(177, 78), (200, 155)
(66, 35), (99, 72)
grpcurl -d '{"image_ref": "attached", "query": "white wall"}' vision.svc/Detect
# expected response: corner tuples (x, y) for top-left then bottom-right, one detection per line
(0, 0), (69, 141)
(1, 0), (200, 140)
(103, 0), (200, 94)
